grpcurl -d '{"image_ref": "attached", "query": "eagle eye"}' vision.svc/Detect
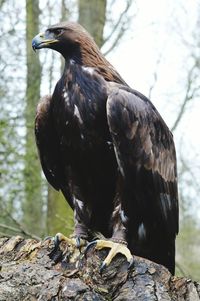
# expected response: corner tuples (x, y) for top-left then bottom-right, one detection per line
(54, 28), (64, 36)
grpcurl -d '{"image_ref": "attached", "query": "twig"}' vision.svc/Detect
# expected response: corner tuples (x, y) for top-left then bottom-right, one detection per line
(148, 52), (164, 99)
(171, 63), (198, 132)
(0, 207), (41, 240)
(103, 0), (132, 46)
(103, 0), (133, 56)
(0, 222), (41, 240)
(0, 231), (12, 238)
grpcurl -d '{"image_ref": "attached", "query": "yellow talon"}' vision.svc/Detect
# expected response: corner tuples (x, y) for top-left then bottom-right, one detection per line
(95, 239), (132, 265)
(54, 232), (87, 248)
(85, 239), (134, 273)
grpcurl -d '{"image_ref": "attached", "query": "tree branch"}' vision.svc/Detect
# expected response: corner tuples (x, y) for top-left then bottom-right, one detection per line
(0, 207), (41, 240)
(102, 0), (133, 56)
(171, 64), (198, 132)
(0, 236), (199, 300)
(103, 0), (132, 46)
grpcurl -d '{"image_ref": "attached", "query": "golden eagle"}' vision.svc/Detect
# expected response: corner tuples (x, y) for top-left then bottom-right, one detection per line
(32, 22), (178, 275)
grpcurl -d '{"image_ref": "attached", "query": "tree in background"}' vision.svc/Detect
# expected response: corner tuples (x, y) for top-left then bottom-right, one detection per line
(78, 0), (106, 47)
(171, 5), (200, 279)
(0, 2), (27, 236)
(23, 0), (44, 236)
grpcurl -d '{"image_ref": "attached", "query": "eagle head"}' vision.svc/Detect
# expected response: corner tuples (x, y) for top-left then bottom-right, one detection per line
(32, 21), (126, 83)
(32, 21), (96, 62)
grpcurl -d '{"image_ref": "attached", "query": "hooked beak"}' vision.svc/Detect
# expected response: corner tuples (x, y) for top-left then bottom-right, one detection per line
(32, 32), (59, 52)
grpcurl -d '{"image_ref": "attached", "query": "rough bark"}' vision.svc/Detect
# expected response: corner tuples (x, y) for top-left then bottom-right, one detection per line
(0, 236), (199, 300)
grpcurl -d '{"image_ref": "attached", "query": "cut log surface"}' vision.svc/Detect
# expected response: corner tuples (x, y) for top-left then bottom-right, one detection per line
(0, 236), (199, 300)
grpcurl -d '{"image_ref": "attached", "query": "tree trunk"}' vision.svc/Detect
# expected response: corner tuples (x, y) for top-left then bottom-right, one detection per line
(23, 0), (44, 236)
(0, 236), (199, 300)
(78, 0), (107, 48)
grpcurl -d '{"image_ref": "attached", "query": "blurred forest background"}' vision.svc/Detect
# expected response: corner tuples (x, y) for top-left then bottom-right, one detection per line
(0, 0), (200, 280)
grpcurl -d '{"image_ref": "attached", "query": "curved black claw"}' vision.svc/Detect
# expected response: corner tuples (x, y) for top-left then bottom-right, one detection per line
(84, 240), (97, 258)
(44, 234), (62, 249)
(128, 257), (134, 270)
(54, 234), (61, 249)
(100, 262), (107, 275)
(48, 235), (63, 263)
(44, 235), (60, 250)
(76, 236), (81, 249)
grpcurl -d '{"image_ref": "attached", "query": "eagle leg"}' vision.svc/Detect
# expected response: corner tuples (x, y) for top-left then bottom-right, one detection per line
(85, 186), (134, 272)
(85, 239), (134, 273)
(51, 198), (91, 251)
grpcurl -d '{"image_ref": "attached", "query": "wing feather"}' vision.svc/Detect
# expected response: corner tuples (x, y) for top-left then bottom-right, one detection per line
(106, 85), (178, 236)
(35, 95), (73, 205)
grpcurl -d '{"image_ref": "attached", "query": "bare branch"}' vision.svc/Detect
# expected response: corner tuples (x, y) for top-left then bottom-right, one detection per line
(0, 232), (12, 238)
(148, 52), (164, 99)
(0, 222), (41, 240)
(103, 0), (132, 46)
(102, 0), (134, 55)
(171, 64), (198, 132)
(0, 206), (41, 240)
(103, 22), (127, 56)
